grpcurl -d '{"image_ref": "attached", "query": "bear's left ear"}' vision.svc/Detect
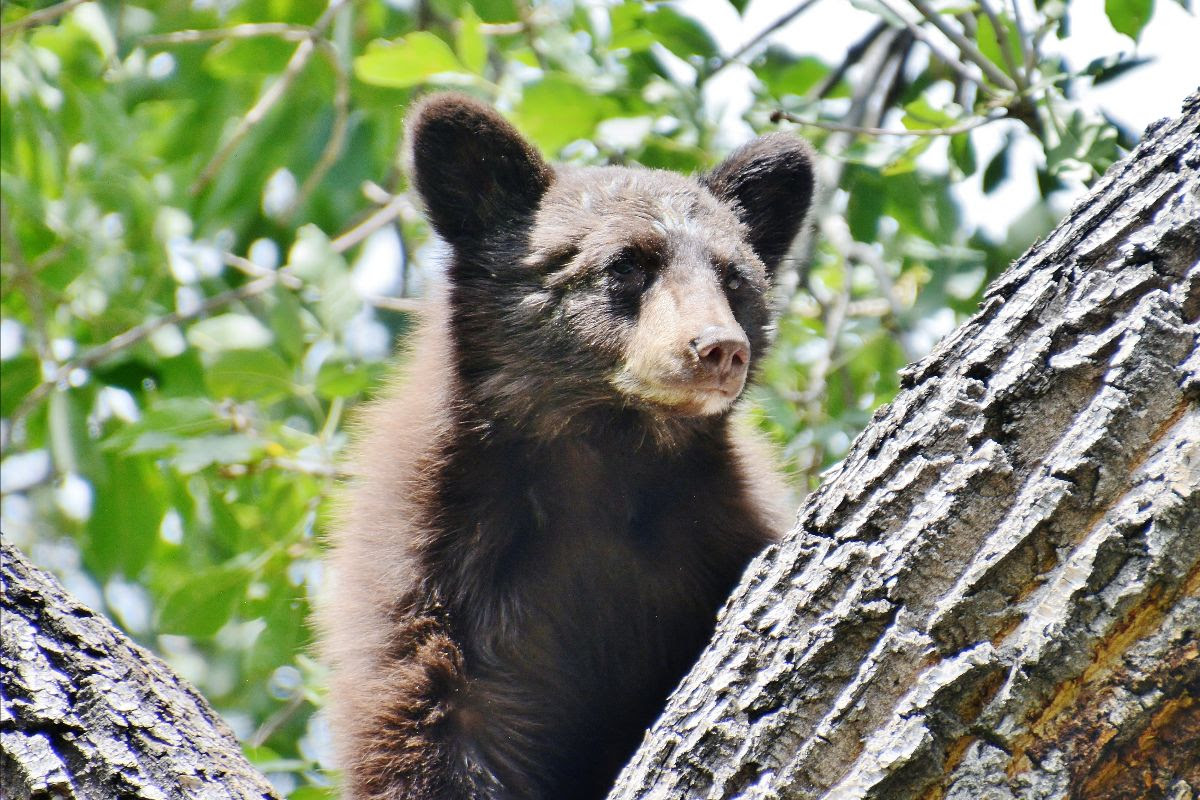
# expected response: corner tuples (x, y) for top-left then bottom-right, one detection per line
(701, 133), (816, 275)
(406, 93), (553, 247)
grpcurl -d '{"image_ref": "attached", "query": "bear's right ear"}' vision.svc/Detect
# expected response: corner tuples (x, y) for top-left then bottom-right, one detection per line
(406, 93), (553, 247)
(701, 133), (815, 277)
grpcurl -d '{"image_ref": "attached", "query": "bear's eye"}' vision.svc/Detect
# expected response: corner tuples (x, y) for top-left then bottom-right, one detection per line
(606, 252), (645, 291)
(722, 265), (746, 292)
(609, 255), (639, 277)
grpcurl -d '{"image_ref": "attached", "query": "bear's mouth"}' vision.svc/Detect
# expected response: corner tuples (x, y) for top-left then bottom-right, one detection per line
(611, 371), (744, 417)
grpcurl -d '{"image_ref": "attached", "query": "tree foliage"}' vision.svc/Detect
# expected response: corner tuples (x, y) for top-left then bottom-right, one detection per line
(0, 0), (1174, 795)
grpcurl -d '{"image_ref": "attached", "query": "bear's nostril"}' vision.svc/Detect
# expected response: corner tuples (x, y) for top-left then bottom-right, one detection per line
(693, 331), (750, 380)
(699, 342), (726, 368)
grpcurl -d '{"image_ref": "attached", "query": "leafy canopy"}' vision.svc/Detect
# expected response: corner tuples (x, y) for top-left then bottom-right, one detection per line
(0, 0), (1164, 794)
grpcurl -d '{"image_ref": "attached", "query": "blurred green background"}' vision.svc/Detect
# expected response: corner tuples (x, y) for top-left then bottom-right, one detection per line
(0, 0), (1185, 794)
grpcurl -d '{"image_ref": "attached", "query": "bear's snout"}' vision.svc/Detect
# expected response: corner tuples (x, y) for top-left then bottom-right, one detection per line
(690, 326), (750, 393)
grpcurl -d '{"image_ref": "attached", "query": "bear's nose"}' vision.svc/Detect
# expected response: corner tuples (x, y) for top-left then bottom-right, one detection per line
(691, 327), (750, 389)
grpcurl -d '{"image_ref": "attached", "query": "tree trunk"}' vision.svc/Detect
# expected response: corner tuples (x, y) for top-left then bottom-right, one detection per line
(609, 94), (1200, 800)
(0, 541), (279, 800)
(3, 96), (1197, 800)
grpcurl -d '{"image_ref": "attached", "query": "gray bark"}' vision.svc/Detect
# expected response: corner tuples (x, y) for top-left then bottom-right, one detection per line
(2, 94), (1197, 800)
(0, 541), (279, 800)
(610, 94), (1200, 800)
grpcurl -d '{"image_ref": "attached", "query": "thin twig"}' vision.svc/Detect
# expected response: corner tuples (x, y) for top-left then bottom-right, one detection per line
(1008, 0), (1037, 79)
(190, 39), (317, 195)
(365, 294), (424, 313)
(141, 24), (310, 46)
(0, 203), (51, 365)
(225, 250), (420, 312)
(259, 457), (348, 479)
(284, 37), (351, 219)
(906, 0), (1018, 92)
(512, 0), (547, 70)
(807, 21), (887, 101)
(0, 0), (85, 37)
(975, 0), (1027, 93)
(873, 0), (1003, 101)
(189, 0), (348, 195)
(247, 691), (306, 749)
(772, 109), (1005, 137)
(478, 22), (525, 35)
(798, 242), (853, 487)
(708, 0), (823, 74)
(8, 274), (282, 434)
(223, 252), (303, 289)
(839, 235), (920, 362)
(330, 194), (415, 254)
(786, 27), (904, 300)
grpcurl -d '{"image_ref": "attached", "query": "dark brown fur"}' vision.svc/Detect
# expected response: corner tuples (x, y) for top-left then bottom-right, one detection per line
(320, 94), (814, 800)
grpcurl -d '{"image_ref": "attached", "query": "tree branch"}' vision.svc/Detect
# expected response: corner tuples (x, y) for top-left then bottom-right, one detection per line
(1, 541), (281, 799)
(0, 0), (85, 37)
(284, 37), (351, 219)
(771, 109), (1006, 137)
(707, 0), (823, 75)
(189, 0), (349, 196)
(873, 0), (1006, 100)
(906, 0), (1019, 92)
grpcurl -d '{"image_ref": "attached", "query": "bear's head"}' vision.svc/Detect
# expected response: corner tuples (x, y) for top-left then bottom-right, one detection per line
(407, 93), (814, 437)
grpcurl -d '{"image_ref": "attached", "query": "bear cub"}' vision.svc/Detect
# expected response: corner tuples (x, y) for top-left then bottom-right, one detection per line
(320, 93), (814, 800)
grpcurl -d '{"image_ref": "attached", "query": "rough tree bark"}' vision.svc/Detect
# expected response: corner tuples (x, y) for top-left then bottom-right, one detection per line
(609, 94), (1200, 799)
(2, 94), (1196, 799)
(0, 541), (279, 800)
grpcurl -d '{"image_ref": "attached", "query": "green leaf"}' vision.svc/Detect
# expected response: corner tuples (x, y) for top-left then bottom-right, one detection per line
(756, 50), (831, 98)
(287, 225), (343, 282)
(103, 398), (226, 454)
(157, 561), (253, 638)
(644, 6), (718, 61)
(901, 97), (958, 131)
(317, 270), (361, 330)
(37, 254), (88, 292)
(513, 75), (611, 153)
(1, 355), (39, 417)
(882, 137), (933, 176)
(188, 314), (274, 353)
(173, 434), (264, 473)
(609, 3), (657, 52)
(269, 289), (306, 360)
(1105, 0), (1155, 41)
(316, 358), (371, 398)
(353, 34), (466, 88)
(284, 787), (334, 800)
(635, 139), (708, 172)
(204, 37), (295, 79)
(846, 169), (885, 242)
(950, 132), (977, 177)
(1083, 53), (1154, 85)
(1044, 110), (1121, 181)
(470, 0), (519, 23)
(206, 349), (295, 403)
(456, 6), (489, 75)
(982, 135), (1012, 193)
(974, 12), (1022, 78)
(86, 454), (164, 577)
(285, 226), (361, 329)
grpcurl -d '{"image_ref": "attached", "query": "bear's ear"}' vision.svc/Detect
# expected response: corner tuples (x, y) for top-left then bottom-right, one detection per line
(406, 93), (553, 246)
(701, 133), (816, 276)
